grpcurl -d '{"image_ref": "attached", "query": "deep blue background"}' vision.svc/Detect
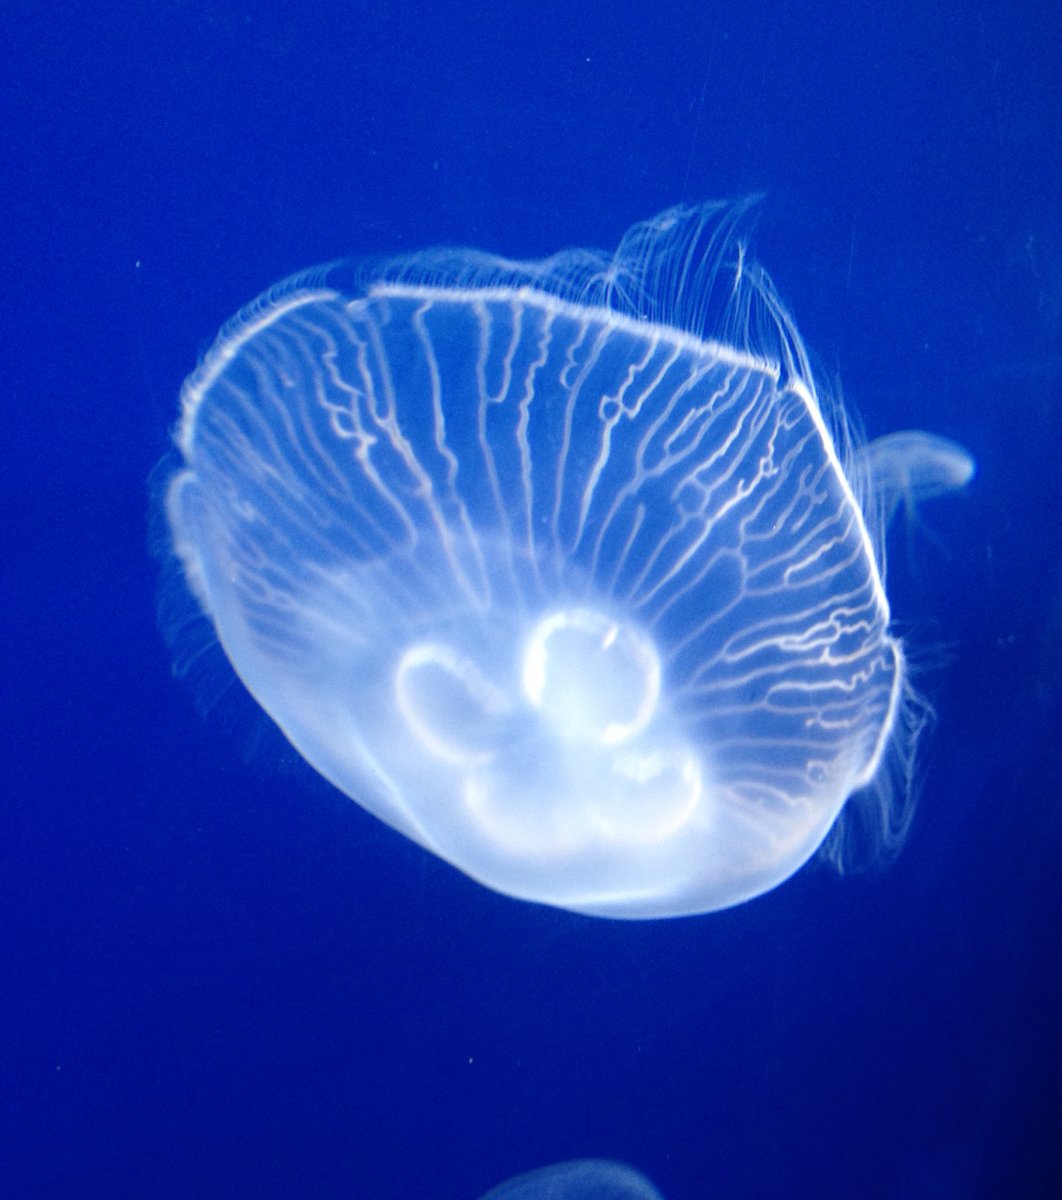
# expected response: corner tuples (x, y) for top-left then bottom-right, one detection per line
(3, 2), (1059, 1197)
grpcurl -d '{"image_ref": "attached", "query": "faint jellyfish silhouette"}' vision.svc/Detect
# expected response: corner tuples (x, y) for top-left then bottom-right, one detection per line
(478, 1160), (664, 1200)
(161, 202), (972, 917)
(860, 431), (976, 528)
(854, 430), (977, 583)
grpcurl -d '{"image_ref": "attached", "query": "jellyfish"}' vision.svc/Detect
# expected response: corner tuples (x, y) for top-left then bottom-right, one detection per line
(161, 202), (966, 917)
(859, 431), (976, 528)
(478, 1159), (664, 1200)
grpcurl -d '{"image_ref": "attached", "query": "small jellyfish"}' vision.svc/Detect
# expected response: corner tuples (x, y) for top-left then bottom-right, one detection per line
(478, 1159), (664, 1200)
(160, 203), (957, 917)
(860, 431), (976, 528)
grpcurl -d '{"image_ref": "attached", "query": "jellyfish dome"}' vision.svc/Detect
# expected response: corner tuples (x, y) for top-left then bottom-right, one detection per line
(860, 430), (976, 527)
(477, 1159), (665, 1200)
(163, 202), (912, 918)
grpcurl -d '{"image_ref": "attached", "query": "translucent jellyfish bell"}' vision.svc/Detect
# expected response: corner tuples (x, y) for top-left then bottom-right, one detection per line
(163, 203), (940, 918)
(860, 430), (976, 527)
(478, 1159), (664, 1200)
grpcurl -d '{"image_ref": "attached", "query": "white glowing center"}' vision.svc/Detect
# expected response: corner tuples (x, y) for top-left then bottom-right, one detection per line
(521, 609), (662, 746)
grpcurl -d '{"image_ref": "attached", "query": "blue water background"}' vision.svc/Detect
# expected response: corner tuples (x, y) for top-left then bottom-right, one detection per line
(2, 2), (1059, 1197)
